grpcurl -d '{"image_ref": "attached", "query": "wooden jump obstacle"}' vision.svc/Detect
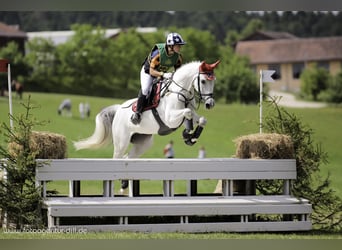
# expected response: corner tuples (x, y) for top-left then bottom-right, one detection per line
(36, 158), (312, 232)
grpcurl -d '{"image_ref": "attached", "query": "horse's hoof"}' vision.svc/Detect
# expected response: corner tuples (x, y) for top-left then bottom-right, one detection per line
(199, 117), (207, 126)
(119, 187), (129, 196)
(121, 180), (129, 189)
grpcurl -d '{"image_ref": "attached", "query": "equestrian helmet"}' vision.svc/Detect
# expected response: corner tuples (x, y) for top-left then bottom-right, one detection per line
(166, 32), (186, 46)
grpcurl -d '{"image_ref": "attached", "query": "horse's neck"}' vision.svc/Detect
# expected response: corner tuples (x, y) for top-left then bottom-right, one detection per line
(171, 62), (199, 92)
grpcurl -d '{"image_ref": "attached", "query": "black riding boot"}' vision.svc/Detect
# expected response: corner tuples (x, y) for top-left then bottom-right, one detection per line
(131, 92), (146, 125)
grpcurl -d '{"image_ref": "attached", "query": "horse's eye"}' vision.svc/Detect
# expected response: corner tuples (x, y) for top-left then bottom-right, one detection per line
(201, 80), (206, 84)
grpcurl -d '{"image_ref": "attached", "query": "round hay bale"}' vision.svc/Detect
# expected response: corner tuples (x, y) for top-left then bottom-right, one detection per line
(8, 131), (67, 159)
(234, 133), (294, 159)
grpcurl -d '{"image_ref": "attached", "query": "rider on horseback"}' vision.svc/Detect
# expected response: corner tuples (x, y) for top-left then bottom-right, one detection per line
(131, 32), (186, 125)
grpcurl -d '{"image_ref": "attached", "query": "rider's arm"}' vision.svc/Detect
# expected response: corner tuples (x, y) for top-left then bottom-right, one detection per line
(149, 54), (164, 78)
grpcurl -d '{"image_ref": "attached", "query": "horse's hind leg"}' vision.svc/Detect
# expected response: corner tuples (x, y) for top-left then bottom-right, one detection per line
(120, 134), (153, 192)
(128, 134), (153, 158)
(112, 130), (135, 191)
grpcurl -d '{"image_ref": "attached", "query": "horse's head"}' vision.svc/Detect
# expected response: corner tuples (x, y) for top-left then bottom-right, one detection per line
(196, 60), (220, 109)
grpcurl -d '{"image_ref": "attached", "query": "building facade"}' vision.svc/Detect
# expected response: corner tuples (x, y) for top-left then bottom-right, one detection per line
(235, 31), (342, 92)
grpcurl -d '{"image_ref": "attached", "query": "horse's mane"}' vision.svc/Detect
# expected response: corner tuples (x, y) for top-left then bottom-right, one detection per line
(174, 61), (201, 80)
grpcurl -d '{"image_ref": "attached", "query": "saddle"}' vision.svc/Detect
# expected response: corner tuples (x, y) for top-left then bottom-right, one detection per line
(131, 79), (179, 135)
(132, 80), (162, 113)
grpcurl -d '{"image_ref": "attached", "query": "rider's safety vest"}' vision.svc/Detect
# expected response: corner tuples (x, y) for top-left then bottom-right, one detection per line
(146, 43), (180, 73)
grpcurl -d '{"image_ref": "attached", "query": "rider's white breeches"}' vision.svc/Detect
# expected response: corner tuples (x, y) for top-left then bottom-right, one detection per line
(140, 66), (154, 96)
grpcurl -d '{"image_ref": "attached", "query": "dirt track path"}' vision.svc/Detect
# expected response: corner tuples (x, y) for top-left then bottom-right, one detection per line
(268, 91), (327, 108)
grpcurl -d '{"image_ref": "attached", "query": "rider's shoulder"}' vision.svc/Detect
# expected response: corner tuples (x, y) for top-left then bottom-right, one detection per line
(151, 49), (160, 59)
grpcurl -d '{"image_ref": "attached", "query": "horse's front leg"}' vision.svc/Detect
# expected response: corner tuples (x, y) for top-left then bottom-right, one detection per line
(183, 113), (207, 146)
(192, 116), (207, 139)
(164, 107), (192, 126)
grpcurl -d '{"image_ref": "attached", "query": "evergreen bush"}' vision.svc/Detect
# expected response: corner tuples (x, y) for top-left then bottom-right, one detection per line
(262, 97), (342, 231)
(0, 96), (46, 229)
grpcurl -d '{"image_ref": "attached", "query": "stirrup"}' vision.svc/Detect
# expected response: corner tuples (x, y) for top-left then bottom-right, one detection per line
(131, 113), (141, 125)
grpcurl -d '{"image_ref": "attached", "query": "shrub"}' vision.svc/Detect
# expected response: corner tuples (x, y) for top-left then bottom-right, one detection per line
(263, 97), (342, 231)
(215, 47), (258, 104)
(319, 71), (342, 104)
(0, 96), (46, 229)
(300, 65), (331, 101)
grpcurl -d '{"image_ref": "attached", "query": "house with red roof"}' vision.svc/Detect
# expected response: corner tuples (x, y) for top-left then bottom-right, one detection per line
(235, 31), (342, 92)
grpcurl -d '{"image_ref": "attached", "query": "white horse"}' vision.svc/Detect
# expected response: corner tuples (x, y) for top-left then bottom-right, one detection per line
(74, 60), (220, 190)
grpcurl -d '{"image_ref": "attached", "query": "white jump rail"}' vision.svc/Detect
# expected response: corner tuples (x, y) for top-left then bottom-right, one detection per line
(44, 196), (311, 232)
(36, 158), (296, 197)
(35, 158), (312, 232)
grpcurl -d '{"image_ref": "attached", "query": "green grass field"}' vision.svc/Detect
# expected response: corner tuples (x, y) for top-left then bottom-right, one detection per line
(1, 92), (341, 238)
(1, 92), (341, 196)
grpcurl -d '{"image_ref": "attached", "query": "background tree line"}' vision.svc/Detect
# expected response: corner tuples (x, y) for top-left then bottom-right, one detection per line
(1, 11), (342, 103)
(1, 11), (342, 43)
(1, 23), (257, 103)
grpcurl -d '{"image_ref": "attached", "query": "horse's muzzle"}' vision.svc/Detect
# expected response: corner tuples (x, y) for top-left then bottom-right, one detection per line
(205, 97), (215, 109)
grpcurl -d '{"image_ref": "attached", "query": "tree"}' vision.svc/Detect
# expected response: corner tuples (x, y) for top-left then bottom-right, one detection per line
(57, 24), (118, 96)
(263, 98), (342, 231)
(300, 64), (331, 101)
(0, 96), (45, 229)
(25, 38), (59, 92)
(240, 18), (264, 38)
(109, 28), (159, 97)
(0, 42), (31, 86)
(319, 70), (342, 104)
(215, 44), (258, 104)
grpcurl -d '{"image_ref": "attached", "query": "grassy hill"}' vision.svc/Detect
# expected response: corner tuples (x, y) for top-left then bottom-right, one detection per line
(0, 92), (341, 197)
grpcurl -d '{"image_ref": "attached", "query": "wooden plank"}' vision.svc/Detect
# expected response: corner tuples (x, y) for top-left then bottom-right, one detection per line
(53, 221), (312, 232)
(36, 158), (296, 181)
(48, 203), (312, 217)
(44, 196), (312, 217)
(37, 158), (296, 172)
(37, 171), (296, 181)
(44, 195), (310, 205)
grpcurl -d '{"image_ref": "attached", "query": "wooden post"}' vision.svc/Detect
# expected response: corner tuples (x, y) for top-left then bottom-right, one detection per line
(187, 180), (197, 196)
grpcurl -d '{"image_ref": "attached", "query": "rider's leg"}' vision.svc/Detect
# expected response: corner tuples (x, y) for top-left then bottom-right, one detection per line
(131, 90), (146, 124)
(131, 68), (153, 125)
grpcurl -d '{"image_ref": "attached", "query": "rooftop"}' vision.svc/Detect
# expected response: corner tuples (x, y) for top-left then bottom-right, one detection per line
(27, 27), (158, 45)
(236, 36), (342, 64)
(0, 22), (27, 38)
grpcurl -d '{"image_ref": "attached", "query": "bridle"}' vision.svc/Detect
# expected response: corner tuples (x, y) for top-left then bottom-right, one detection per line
(161, 73), (195, 108)
(160, 61), (219, 108)
(196, 71), (215, 103)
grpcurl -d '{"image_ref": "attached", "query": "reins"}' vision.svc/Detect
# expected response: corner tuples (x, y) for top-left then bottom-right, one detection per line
(161, 73), (195, 108)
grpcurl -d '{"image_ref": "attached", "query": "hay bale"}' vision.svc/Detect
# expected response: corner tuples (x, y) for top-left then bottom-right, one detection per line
(214, 133), (294, 195)
(8, 131), (67, 159)
(234, 133), (294, 159)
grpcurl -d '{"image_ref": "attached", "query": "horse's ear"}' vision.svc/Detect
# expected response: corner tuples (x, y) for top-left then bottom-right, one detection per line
(200, 60), (220, 72)
(210, 60), (220, 69)
(199, 61), (207, 72)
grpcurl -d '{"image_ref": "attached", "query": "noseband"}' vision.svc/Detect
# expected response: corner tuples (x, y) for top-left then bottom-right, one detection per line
(161, 68), (215, 107)
(196, 72), (215, 102)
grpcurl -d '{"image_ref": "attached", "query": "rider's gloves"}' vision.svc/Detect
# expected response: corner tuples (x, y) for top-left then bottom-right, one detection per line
(163, 72), (172, 79)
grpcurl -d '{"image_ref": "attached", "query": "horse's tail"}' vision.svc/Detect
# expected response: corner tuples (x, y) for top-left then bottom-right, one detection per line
(73, 104), (120, 150)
